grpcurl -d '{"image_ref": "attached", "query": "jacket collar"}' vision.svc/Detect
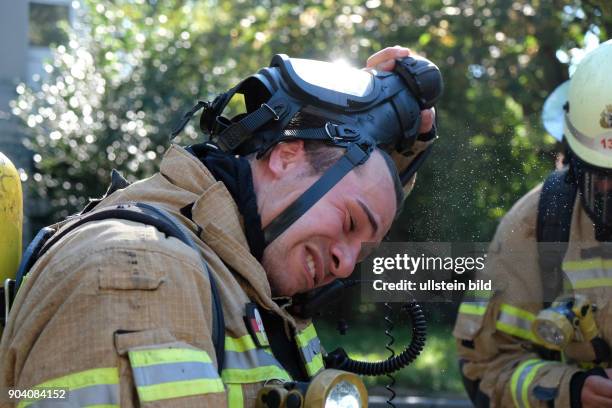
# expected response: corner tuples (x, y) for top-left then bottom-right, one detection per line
(158, 145), (295, 322)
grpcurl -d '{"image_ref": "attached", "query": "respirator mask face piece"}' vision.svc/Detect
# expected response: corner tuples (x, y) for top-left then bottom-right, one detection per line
(199, 54), (442, 176)
(188, 54), (443, 245)
(573, 155), (612, 230)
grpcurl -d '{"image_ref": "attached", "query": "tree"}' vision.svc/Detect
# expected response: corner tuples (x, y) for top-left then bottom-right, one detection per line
(11, 0), (611, 238)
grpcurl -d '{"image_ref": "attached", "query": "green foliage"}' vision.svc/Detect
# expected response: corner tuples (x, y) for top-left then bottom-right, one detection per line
(12, 0), (611, 237)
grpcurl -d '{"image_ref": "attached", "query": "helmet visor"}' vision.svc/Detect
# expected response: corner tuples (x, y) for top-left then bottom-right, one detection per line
(575, 157), (612, 227)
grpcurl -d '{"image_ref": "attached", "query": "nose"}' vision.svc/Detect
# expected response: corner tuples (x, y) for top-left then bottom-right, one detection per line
(329, 242), (360, 278)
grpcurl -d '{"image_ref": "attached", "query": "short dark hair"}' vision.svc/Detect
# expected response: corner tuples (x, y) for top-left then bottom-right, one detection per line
(285, 112), (405, 216)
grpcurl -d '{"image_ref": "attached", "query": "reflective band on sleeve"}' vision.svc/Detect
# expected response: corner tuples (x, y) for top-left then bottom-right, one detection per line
(496, 304), (537, 342)
(129, 347), (213, 367)
(227, 384), (244, 407)
(562, 259), (612, 289)
(510, 359), (550, 408)
(295, 324), (324, 377)
(17, 367), (119, 408)
(459, 301), (488, 316)
(128, 348), (223, 403)
(222, 335), (291, 383)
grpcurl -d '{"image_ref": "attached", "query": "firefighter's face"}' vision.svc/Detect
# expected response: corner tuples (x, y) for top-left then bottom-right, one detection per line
(252, 141), (396, 297)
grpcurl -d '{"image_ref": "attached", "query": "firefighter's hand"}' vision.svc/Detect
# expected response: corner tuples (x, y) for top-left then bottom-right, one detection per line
(365, 46), (435, 135)
(581, 370), (612, 408)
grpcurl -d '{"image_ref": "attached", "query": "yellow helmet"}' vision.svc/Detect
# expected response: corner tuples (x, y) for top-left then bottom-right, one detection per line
(565, 40), (612, 168)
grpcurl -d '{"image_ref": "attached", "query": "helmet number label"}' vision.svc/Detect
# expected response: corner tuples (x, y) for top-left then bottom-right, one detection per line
(599, 138), (612, 150)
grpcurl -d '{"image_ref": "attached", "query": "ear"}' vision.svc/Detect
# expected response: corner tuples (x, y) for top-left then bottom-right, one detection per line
(267, 140), (306, 178)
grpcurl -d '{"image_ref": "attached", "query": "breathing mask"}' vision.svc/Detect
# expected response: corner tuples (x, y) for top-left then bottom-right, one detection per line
(172, 53), (443, 245)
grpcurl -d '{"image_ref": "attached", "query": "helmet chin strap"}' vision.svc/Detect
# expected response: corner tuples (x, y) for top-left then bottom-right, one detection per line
(263, 143), (372, 246)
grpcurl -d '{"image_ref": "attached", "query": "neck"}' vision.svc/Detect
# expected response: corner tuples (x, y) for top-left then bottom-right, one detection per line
(249, 159), (272, 228)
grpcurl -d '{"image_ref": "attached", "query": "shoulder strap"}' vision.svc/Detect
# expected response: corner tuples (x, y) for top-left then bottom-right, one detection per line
(536, 168), (577, 306)
(8, 202), (225, 372)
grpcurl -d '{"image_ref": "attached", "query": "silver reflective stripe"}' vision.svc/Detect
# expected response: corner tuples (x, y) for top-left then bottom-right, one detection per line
(28, 384), (119, 408)
(513, 360), (548, 408)
(224, 348), (285, 370)
(300, 337), (321, 364)
(564, 267), (612, 284)
(515, 362), (535, 408)
(565, 114), (612, 153)
(132, 361), (219, 387)
(498, 311), (532, 332)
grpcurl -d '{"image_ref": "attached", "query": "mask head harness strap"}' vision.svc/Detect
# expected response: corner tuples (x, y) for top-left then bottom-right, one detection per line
(263, 142), (373, 245)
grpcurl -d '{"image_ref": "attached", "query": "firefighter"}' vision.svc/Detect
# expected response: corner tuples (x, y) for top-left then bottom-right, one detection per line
(0, 47), (438, 407)
(454, 40), (612, 408)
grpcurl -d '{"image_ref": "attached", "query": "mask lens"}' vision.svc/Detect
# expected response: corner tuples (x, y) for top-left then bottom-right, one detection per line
(289, 58), (374, 97)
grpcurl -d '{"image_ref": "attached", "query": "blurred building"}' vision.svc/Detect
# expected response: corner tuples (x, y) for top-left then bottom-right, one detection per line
(0, 0), (73, 240)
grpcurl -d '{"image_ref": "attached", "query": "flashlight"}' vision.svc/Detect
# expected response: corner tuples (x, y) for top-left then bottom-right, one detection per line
(531, 294), (598, 351)
(256, 369), (368, 408)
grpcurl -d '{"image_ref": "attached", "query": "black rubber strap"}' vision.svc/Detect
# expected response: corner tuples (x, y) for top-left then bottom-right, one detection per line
(282, 127), (329, 142)
(591, 337), (611, 365)
(263, 143), (371, 245)
(536, 168), (577, 306)
(217, 103), (281, 151)
(399, 144), (433, 185)
(170, 100), (209, 138)
(281, 123), (360, 146)
(14, 227), (55, 289)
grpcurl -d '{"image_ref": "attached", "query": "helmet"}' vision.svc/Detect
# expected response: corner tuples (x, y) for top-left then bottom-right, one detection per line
(173, 54), (443, 245)
(564, 40), (612, 231)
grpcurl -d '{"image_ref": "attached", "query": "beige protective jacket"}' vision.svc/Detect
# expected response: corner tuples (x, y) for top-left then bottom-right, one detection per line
(454, 183), (612, 407)
(0, 145), (323, 407)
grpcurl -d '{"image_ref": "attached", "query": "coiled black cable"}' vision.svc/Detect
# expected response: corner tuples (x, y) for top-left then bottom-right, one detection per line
(384, 302), (397, 408)
(324, 302), (427, 376)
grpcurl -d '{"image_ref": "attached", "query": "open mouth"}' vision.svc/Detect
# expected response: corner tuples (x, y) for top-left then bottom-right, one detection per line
(304, 246), (322, 288)
(306, 252), (315, 280)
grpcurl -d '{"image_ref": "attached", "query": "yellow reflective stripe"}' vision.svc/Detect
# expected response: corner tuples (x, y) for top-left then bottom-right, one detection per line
(510, 359), (549, 408)
(295, 324), (323, 377)
(227, 384), (244, 407)
(17, 367), (119, 408)
(136, 378), (224, 403)
(496, 304), (538, 342)
(571, 278), (612, 289)
(563, 258), (612, 271)
(459, 302), (488, 316)
(225, 334), (258, 352)
(128, 347), (222, 402)
(305, 355), (324, 377)
(295, 324), (318, 346)
(500, 304), (536, 322)
(129, 348), (211, 367)
(223, 335), (292, 383)
(222, 366), (291, 383)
